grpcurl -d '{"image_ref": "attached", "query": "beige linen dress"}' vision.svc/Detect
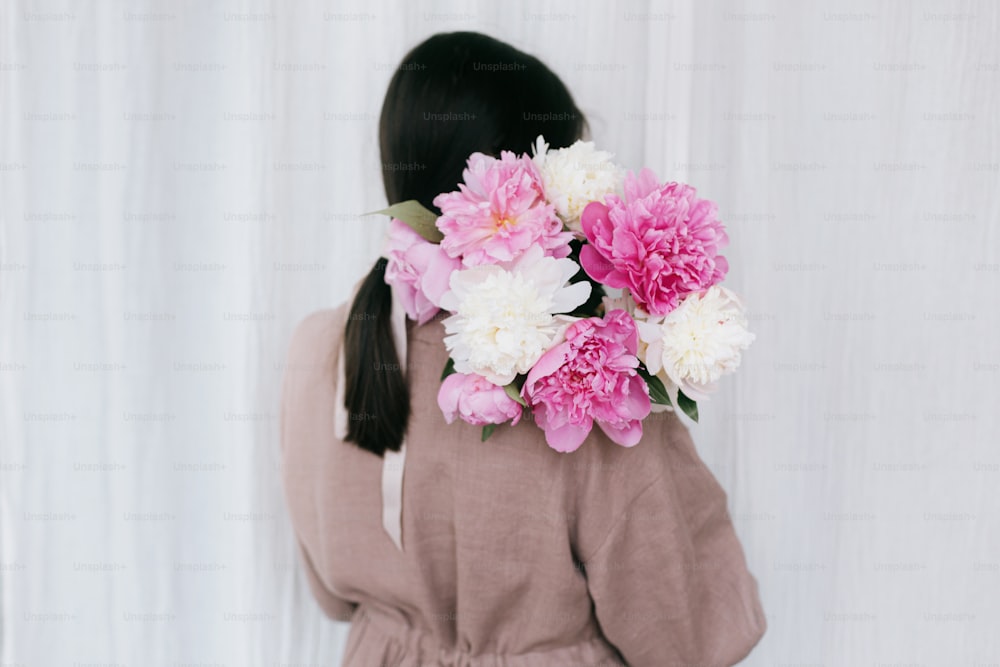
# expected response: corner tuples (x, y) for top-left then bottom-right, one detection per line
(280, 303), (767, 667)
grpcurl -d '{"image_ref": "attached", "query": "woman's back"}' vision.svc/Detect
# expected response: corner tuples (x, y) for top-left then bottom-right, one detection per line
(281, 303), (766, 667)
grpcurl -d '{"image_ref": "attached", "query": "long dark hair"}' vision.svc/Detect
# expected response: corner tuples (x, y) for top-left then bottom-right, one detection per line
(344, 32), (589, 456)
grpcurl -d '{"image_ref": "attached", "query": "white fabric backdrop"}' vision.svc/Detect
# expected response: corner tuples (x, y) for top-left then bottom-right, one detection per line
(2, 0), (998, 664)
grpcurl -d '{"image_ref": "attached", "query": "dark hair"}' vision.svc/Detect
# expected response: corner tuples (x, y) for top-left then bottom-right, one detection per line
(344, 32), (588, 456)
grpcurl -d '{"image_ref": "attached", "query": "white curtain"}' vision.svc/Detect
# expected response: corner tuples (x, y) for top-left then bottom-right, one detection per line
(2, 0), (997, 664)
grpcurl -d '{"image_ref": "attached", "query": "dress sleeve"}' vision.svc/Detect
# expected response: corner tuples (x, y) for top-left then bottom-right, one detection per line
(581, 422), (767, 666)
(279, 309), (357, 622)
(293, 534), (356, 622)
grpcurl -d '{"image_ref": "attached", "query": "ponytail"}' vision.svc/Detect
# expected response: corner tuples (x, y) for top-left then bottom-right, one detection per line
(342, 260), (409, 456)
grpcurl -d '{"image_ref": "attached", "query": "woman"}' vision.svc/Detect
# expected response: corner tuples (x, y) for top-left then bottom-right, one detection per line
(280, 32), (766, 667)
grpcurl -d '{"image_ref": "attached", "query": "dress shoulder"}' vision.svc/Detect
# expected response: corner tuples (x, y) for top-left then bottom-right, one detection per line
(566, 408), (697, 560)
(286, 304), (349, 371)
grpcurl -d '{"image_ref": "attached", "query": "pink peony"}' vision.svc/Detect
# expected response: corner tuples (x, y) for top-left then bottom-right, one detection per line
(433, 151), (573, 267)
(383, 219), (462, 325)
(521, 309), (651, 453)
(579, 168), (728, 317)
(437, 372), (523, 427)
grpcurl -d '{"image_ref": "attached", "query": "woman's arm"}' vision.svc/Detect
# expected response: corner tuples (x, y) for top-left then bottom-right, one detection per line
(279, 309), (357, 622)
(580, 417), (767, 666)
(293, 534), (356, 622)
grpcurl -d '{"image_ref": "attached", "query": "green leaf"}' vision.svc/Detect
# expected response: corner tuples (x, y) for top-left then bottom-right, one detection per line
(440, 357), (456, 381)
(481, 423), (497, 441)
(638, 366), (672, 405)
(364, 200), (443, 243)
(503, 381), (527, 407)
(676, 389), (699, 423)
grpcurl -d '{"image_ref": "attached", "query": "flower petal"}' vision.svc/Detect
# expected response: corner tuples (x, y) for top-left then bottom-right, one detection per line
(543, 418), (591, 453)
(598, 419), (643, 448)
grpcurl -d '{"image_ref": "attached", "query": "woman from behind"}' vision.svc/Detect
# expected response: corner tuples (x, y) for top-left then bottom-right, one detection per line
(280, 31), (767, 667)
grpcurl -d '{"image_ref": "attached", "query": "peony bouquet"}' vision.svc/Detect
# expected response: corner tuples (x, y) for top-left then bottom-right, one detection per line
(375, 136), (754, 453)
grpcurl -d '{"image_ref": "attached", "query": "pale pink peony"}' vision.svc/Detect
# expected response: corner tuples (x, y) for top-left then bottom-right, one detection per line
(437, 372), (523, 427)
(383, 219), (463, 325)
(521, 309), (651, 453)
(433, 151), (573, 267)
(579, 169), (729, 317)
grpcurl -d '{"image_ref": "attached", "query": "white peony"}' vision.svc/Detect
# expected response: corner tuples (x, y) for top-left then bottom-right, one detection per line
(532, 135), (624, 232)
(439, 246), (591, 386)
(634, 286), (755, 401)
